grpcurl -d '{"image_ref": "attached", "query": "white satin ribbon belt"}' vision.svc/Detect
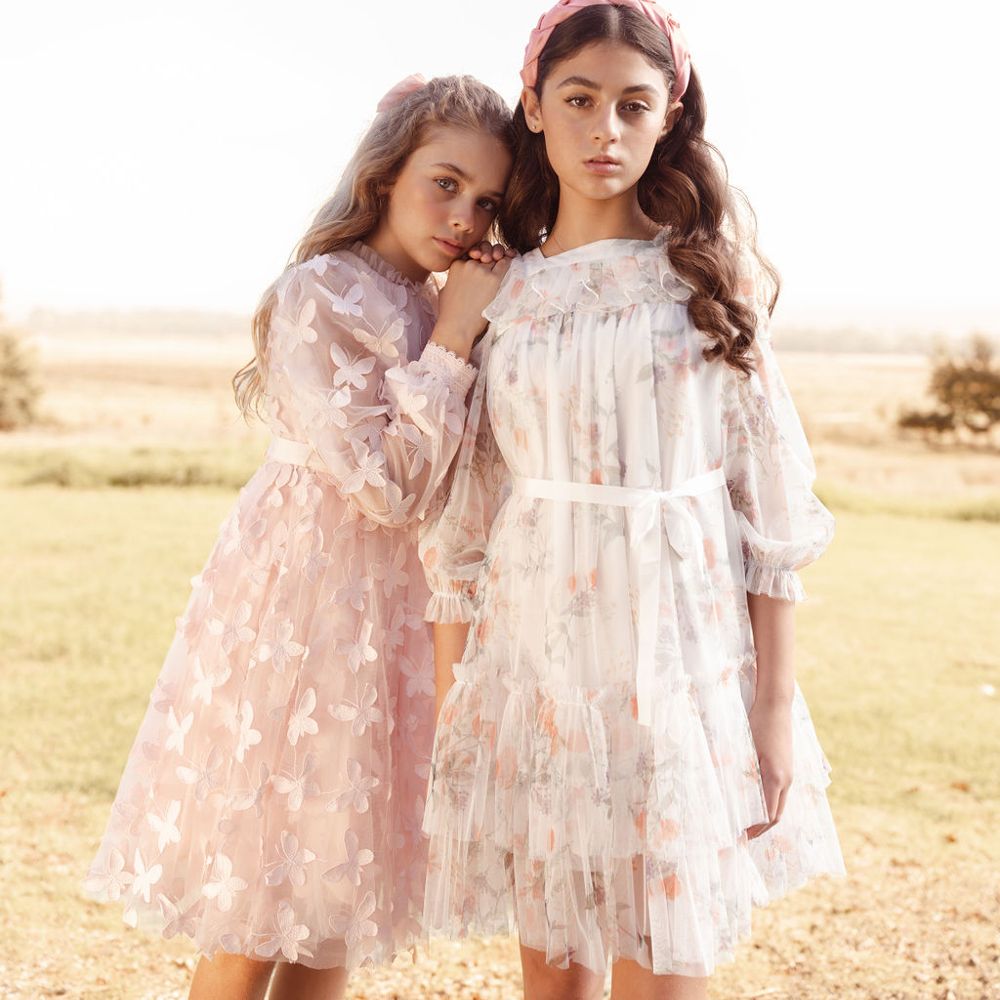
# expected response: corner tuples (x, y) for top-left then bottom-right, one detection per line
(513, 467), (727, 728)
(266, 436), (326, 473)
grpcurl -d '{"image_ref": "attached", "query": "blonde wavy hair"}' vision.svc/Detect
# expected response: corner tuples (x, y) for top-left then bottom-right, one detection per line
(233, 75), (514, 418)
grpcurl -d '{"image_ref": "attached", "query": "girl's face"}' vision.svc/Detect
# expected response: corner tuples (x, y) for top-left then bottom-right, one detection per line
(523, 40), (681, 206)
(380, 125), (512, 278)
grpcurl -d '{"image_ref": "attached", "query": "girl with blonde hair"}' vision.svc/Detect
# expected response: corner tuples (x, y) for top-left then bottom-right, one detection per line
(84, 74), (514, 1000)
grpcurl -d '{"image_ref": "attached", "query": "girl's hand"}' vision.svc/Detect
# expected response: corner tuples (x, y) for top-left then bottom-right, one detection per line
(466, 241), (517, 263)
(745, 698), (794, 840)
(431, 254), (513, 359)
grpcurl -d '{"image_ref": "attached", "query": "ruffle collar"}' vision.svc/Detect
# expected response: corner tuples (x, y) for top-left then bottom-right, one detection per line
(484, 227), (692, 326)
(348, 241), (425, 290)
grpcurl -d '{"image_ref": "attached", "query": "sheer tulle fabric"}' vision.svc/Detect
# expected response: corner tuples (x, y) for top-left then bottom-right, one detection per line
(419, 232), (844, 977)
(84, 244), (477, 970)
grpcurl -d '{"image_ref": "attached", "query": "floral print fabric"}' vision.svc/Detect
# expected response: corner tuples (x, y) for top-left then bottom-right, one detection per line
(84, 243), (477, 970)
(419, 231), (845, 978)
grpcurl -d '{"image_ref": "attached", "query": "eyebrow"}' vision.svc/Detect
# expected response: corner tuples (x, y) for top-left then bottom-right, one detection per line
(431, 162), (505, 201)
(555, 75), (658, 96)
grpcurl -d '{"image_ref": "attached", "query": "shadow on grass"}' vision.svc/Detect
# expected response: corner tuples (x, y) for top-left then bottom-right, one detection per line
(2, 447), (259, 490)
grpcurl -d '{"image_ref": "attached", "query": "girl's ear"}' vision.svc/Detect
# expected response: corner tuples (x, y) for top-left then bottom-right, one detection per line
(521, 87), (544, 133)
(660, 100), (684, 139)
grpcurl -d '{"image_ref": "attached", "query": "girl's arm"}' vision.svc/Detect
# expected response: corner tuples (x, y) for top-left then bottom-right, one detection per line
(432, 623), (470, 720)
(420, 330), (510, 712)
(722, 250), (835, 838)
(272, 260), (495, 528)
(745, 593), (795, 838)
(747, 593), (796, 706)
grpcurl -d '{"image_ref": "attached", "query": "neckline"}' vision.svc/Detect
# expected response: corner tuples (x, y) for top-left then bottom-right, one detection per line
(349, 241), (424, 289)
(527, 228), (668, 269)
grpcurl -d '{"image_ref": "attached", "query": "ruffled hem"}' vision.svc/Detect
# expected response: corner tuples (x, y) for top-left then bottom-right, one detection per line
(744, 558), (807, 602)
(419, 342), (478, 396)
(424, 590), (474, 624)
(422, 674), (844, 977)
(483, 229), (692, 326)
(81, 887), (424, 973)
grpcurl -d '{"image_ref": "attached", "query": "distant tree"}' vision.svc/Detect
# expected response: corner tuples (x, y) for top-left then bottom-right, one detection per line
(897, 334), (1000, 446)
(0, 284), (42, 431)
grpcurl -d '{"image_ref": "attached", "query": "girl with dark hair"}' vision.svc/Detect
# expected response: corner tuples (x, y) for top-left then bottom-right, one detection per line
(84, 75), (514, 1000)
(420, 5), (844, 998)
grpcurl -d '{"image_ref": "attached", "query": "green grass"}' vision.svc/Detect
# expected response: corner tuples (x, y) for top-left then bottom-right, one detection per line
(0, 484), (998, 994)
(815, 479), (1000, 524)
(2, 486), (996, 827)
(795, 510), (1000, 840)
(0, 487), (235, 796)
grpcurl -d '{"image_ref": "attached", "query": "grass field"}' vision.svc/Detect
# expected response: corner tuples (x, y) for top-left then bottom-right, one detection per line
(1, 338), (998, 998)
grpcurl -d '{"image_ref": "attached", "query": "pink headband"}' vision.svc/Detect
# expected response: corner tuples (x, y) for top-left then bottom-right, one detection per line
(377, 73), (428, 113)
(520, 0), (691, 102)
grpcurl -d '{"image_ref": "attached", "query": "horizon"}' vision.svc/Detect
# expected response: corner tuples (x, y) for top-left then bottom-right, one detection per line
(9, 292), (1000, 340)
(20, 301), (999, 347)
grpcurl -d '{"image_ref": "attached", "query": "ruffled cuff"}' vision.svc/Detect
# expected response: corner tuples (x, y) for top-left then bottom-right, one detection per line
(419, 341), (478, 397)
(424, 589), (475, 624)
(744, 558), (808, 603)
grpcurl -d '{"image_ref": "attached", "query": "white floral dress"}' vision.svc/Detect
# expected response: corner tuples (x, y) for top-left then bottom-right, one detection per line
(84, 243), (477, 970)
(419, 231), (845, 978)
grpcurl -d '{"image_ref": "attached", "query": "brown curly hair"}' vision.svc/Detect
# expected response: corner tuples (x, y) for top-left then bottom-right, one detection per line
(499, 5), (778, 375)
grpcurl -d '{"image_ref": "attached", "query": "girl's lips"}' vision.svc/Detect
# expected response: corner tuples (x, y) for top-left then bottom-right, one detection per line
(433, 237), (465, 257)
(584, 158), (623, 176)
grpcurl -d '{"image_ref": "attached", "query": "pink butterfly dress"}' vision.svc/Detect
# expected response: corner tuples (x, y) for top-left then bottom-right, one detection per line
(84, 243), (477, 970)
(419, 232), (845, 978)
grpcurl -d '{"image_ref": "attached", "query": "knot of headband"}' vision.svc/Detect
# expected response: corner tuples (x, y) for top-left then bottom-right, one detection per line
(520, 0), (691, 102)
(377, 73), (428, 113)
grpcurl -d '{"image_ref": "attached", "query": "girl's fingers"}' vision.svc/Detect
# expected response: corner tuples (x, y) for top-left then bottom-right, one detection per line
(746, 775), (791, 839)
(484, 242), (512, 262)
(763, 774), (782, 824)
(466, 243), (514, 263)
(773, 782), (790, 826)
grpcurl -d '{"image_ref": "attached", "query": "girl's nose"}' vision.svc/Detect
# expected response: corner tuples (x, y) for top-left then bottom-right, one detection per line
(592, 108), (622, 144)
(450, 202), (475, 234)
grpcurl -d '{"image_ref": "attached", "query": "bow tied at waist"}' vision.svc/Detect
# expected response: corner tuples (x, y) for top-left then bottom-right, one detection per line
(513, 467), (727, 727)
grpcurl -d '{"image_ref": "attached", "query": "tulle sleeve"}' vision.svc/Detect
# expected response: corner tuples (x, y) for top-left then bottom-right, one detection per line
(418, 332), (511, 623)
(269, 260), (477, 527)
(722, 252), (835, 602)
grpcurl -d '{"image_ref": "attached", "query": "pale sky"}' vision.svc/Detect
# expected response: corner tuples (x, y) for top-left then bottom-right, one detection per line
(1, 0), (998, 331)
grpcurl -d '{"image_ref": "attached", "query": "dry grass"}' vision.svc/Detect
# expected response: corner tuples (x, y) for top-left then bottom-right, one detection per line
(13, 335), (1000, 506)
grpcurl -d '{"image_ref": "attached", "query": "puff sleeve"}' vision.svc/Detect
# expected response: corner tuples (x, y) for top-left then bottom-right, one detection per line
(418, 331), (511, 623)
(722, 254), (835, 602)
(268, 259), (478, 527)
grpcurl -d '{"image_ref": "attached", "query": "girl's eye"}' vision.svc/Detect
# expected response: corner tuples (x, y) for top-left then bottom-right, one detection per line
(435, 177), (458, 192)
(478, 199), (498, 213)
(622, 101), (649, 114)
(567, 95), (591, 108)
